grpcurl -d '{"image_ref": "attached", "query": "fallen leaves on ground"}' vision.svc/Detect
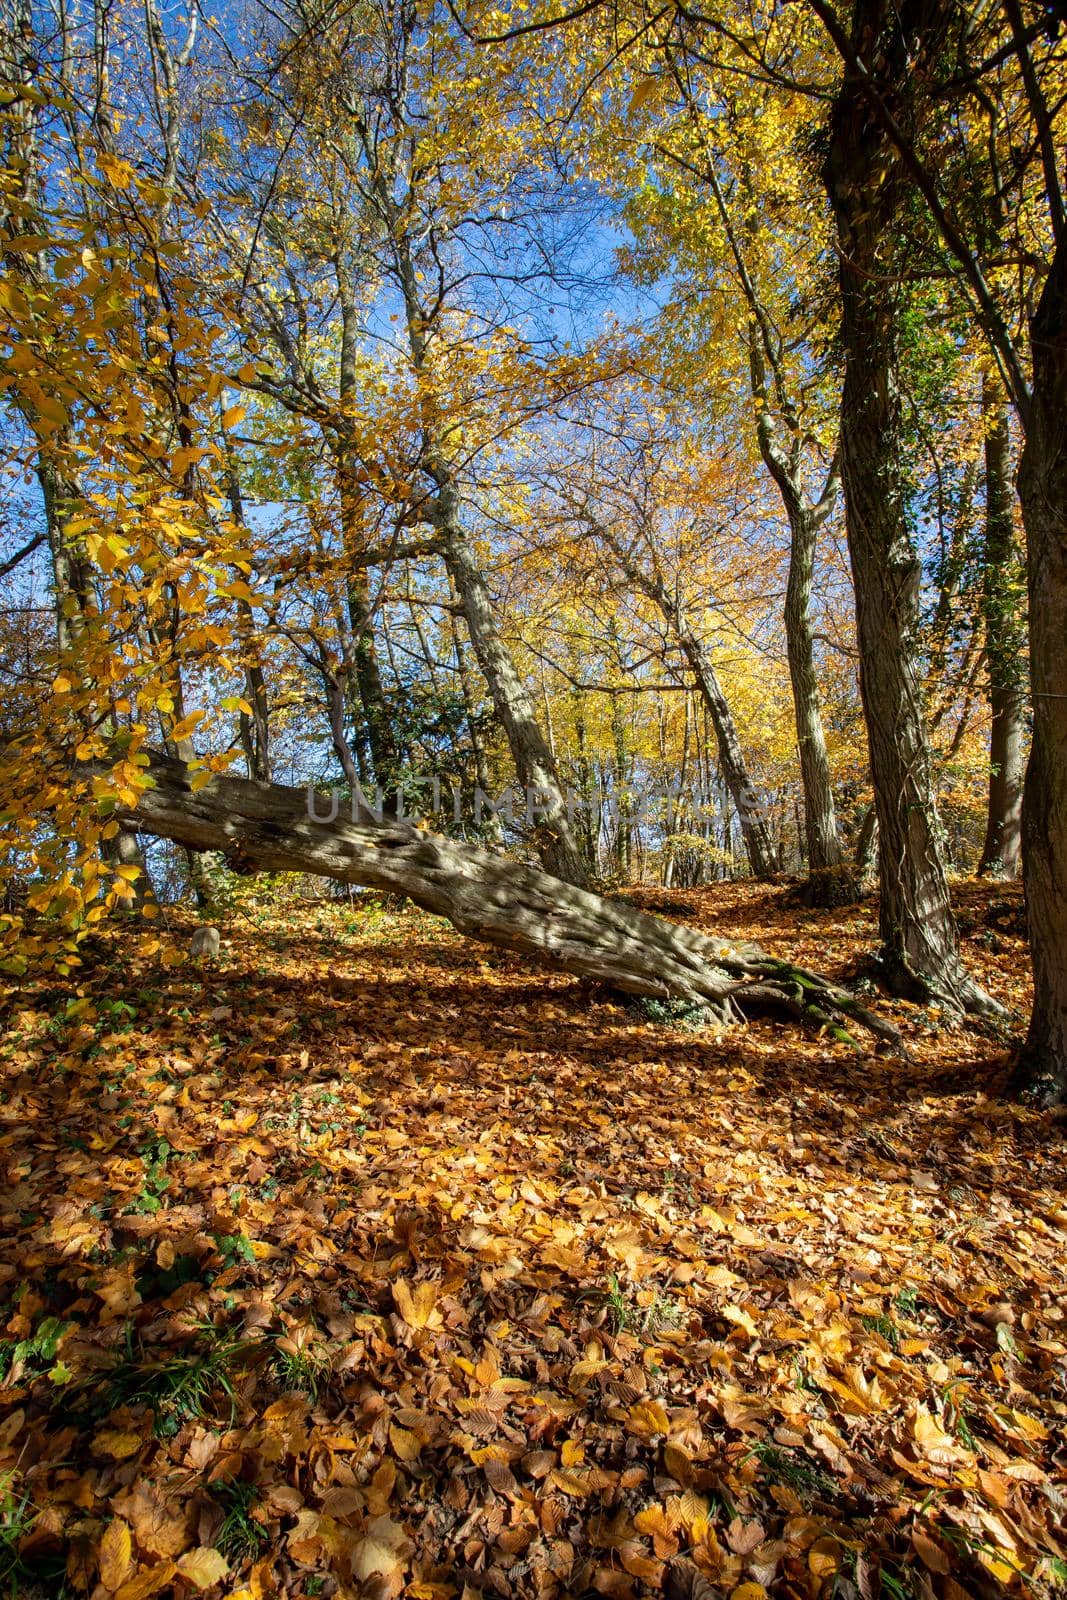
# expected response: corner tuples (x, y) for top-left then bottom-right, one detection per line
(1, 880), (1064, 1600)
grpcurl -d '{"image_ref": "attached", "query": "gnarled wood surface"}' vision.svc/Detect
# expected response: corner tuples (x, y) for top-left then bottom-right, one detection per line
(109, 754), (899, 1046)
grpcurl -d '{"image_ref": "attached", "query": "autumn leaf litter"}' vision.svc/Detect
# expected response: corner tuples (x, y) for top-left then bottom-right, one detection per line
(1, 881), (1064, 1600)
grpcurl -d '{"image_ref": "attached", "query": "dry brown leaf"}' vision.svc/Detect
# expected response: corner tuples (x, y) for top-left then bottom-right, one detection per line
(351, 1515), (413, 1594)
(666, 1556), (725, 1600)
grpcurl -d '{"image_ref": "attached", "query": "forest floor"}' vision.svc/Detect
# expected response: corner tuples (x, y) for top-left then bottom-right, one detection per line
(1, 879), (1065, 1600)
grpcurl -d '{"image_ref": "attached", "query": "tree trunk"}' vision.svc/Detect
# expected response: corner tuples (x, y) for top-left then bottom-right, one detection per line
(854, 801), (879, 887)
(598, 531), (777, 880)
(336, 452), (402, 790)
(106, 753), (898, 1045)
(103, 826), (158, 919)
(384, 214), (587, 887)
(675, 627), (779, 880)
(440, 506), (589, 887)
(570, 675), (599, 877)
(1016, 247), (1067, 1101)
(335, 267), (402, 792)
(224, 454), (272, 782)
(822, 6), (995, 1014)
(977, 375), (1027, 880)
(784, 504), (857, 905)
(745, 327), (854, 903)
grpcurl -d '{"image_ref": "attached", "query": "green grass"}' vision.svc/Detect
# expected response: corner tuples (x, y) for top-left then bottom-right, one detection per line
(103, 1324), (254, 1436)
(0, 1473), (35, 1592)
(270, 1334), (331, 1402)
(211, 1479), (269, 1562)
(861, 1312), (902, 1351)
(630, 996), (716, 1031)
(600, 1275), (683, 1337)
(745, 1441), (838, 1501)
(0, 1472), (67, 1598)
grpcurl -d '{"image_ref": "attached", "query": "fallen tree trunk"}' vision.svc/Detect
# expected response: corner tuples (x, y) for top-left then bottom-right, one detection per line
(109, 754), (898, 1046)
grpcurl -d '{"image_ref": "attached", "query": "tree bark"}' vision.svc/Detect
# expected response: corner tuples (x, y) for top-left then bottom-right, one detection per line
(977, 375), (1027, 880)
(1016, 246), (1067, 1100)
(335, 448), (402, 789)
(675, 626), (778, 880)
(745, 335), (855, 903)
(854, 801), (879, 887)
(103, 826), (158, 920)
(384, 212), (587, 886)
(334, 266), (403, 791)
(105, 753), (898, 1045)
(822, 0), (995, 1014)
(698, 165), (853, 902)
(224, 453), (272, 783)
(783, 502), (856, 905)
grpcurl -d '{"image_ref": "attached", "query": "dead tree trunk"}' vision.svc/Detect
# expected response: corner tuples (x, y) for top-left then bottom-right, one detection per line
(107, 754), (898, 1046)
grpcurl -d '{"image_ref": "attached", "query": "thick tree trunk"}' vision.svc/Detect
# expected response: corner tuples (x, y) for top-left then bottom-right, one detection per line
(1016, 249), (1067, 1101)
(106, 754), (897, 1045)
(103, 826), (158, 919)
(823, 8), (995, 1015)
(977, 376), (1027, 880)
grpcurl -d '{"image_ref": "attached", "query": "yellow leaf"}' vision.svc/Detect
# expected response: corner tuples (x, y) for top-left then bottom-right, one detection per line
(628, 77), (658, 115)
(93, 1429), (145, 1459)
(549, 1469), (593, 1497)
(393, 1278), (442, 1330)
(99, 153), (134, 188)
(809, 1538), (840, 1580)
(115, 1562), (177, 1600)
(625, 1400), (669, 1437)
(351, 1515), (412, 1584)
(176, 1547), (230, 1589)
(221, 404), (246, 429)
(169, 710), (204, 744)
(722, 1303), (760, 1339)
(3, 233), (52, 252)
(913, 1406), (965, 1462)
(390, 1423), (423, 1462)
(99, 1519), (133, 1591)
